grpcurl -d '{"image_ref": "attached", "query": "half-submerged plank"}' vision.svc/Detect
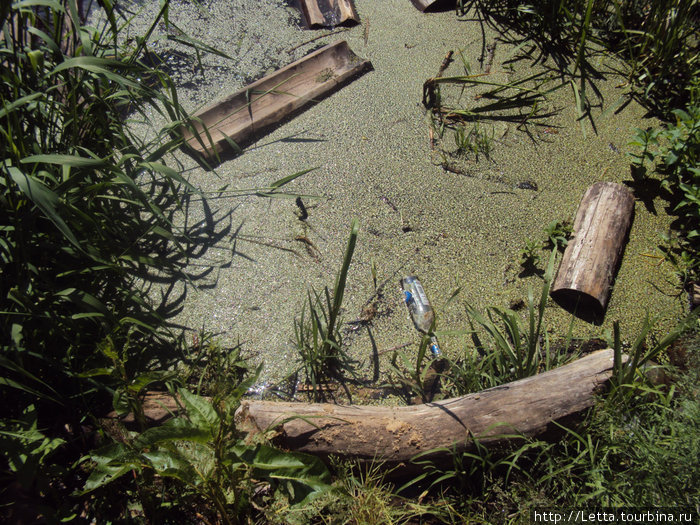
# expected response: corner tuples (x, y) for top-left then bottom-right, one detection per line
(551, 182), (635, 323)
(182, 40), (371, 160)
(298, 0), (360, 28)
(235, 349), (618, 465)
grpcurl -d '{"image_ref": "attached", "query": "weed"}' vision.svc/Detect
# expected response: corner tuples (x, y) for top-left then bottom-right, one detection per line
(81, 382), (332, 524)
(294, 220), (359, 400)
(457, 0), (699, 114)
(519, 220), (572, 272)
(519, 238), (543, 271)
(629, 103), (700, 285)
(543, 219), (573, 251)
(386, 335), (446, 403)
(465, 249), (560, 384)
(0, 0), (204, 424)
(453, 121), (494, 160)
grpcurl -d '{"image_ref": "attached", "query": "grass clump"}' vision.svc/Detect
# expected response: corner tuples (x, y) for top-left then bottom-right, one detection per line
(0, 2), (319, 521)
(457, 0), (699, 115)
(1, 0), (194, 421)
(294, 220), (359, 401)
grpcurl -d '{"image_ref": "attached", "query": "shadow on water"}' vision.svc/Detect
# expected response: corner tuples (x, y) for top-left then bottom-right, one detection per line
(456, 0), (624, 132)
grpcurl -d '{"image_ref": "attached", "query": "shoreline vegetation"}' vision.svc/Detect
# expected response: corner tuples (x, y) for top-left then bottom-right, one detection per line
(1, 0), (698, 523)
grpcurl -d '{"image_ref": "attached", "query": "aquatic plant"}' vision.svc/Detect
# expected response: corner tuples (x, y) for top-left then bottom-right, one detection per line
(294, 219), (359, 400)
(544, 219), (573, 251)
(456, 0), (699, 115)
(629, 103), (700, 286)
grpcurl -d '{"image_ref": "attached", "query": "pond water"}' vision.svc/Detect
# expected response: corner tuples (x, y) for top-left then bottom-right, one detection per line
(126, 0), (685, 384)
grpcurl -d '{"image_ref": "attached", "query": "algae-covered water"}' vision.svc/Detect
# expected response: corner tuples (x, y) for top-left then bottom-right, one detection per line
(124, 0), (687, 383)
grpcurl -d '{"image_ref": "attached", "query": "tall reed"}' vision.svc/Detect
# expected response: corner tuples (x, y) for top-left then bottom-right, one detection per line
(0, 0), (194, 419)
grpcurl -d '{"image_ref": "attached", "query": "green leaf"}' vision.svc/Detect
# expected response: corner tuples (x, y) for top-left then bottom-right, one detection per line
(134, 417), (211, 449)
(270, 167), (317, 189)
(0, 93), (43, 119)
(127, 371), (175, 395)
(12, 0), (66, 11)
(80, 442), (140, 493)
(243, 444), (332, 505)
(56, 288), (109, 316)
(143, 448), (199, 485)
(22, 154), (106, 168)
(6, 166), (82, 249)
(178, 387), (219, 432)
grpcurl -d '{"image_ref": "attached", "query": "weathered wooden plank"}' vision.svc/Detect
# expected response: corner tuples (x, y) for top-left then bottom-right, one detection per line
(551, 182), (635, 323)
(235, 350), (619, 466)
(298, 0), (359, 28)
(182, 40), (371, 161)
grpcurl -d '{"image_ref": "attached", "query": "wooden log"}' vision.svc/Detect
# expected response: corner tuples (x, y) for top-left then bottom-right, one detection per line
(182, 40), (371, 161)
(551, 182), (635, 324)
(298, 0), (360, 28)
(235, 349), (619, 466)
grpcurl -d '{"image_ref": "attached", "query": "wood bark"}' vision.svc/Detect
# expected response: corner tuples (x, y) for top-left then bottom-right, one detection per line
(235, 349), (618, 466)
(182, 40), (371, 161)
(298, 0), (359, 28)
(551, 182), (635, 324)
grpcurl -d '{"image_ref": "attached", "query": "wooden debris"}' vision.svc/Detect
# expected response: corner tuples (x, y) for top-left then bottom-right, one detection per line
(551, 182), (635, 323)
(235, 349), (620, 466)
(182, 41), (371, 161)
(484, 42), (496, 74)
(437, 49), (454, 77)
(298, 0), (360, 29)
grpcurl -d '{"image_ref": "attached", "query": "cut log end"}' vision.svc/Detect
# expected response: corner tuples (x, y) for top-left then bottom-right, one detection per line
(550, 288), (605, 324)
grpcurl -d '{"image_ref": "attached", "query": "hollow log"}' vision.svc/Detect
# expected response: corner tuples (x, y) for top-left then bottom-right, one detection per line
(182, 41), (371, 161)
(235, 349), (618, 466)
(551, 182), (635, 324)
(298, 0), (359, 28)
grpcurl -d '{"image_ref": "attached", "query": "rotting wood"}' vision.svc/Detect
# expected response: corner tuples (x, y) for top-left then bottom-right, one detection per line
(551, 182), (635, 324)
(182, 40), (371, 162)
(234, 349), (620, 466)
(298, 0), (359, 29)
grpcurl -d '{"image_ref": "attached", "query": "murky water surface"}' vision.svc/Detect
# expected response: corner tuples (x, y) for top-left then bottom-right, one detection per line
(121, 0), (684, 383)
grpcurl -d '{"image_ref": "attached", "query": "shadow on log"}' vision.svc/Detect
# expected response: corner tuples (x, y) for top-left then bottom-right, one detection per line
(235, 349), (619, 467)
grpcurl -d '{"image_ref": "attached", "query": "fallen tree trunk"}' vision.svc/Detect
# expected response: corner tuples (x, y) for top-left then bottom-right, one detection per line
(235, 349), (618, 466)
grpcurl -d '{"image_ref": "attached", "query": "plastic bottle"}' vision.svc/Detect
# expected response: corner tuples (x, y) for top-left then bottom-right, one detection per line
(401, 276), (441, 357)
